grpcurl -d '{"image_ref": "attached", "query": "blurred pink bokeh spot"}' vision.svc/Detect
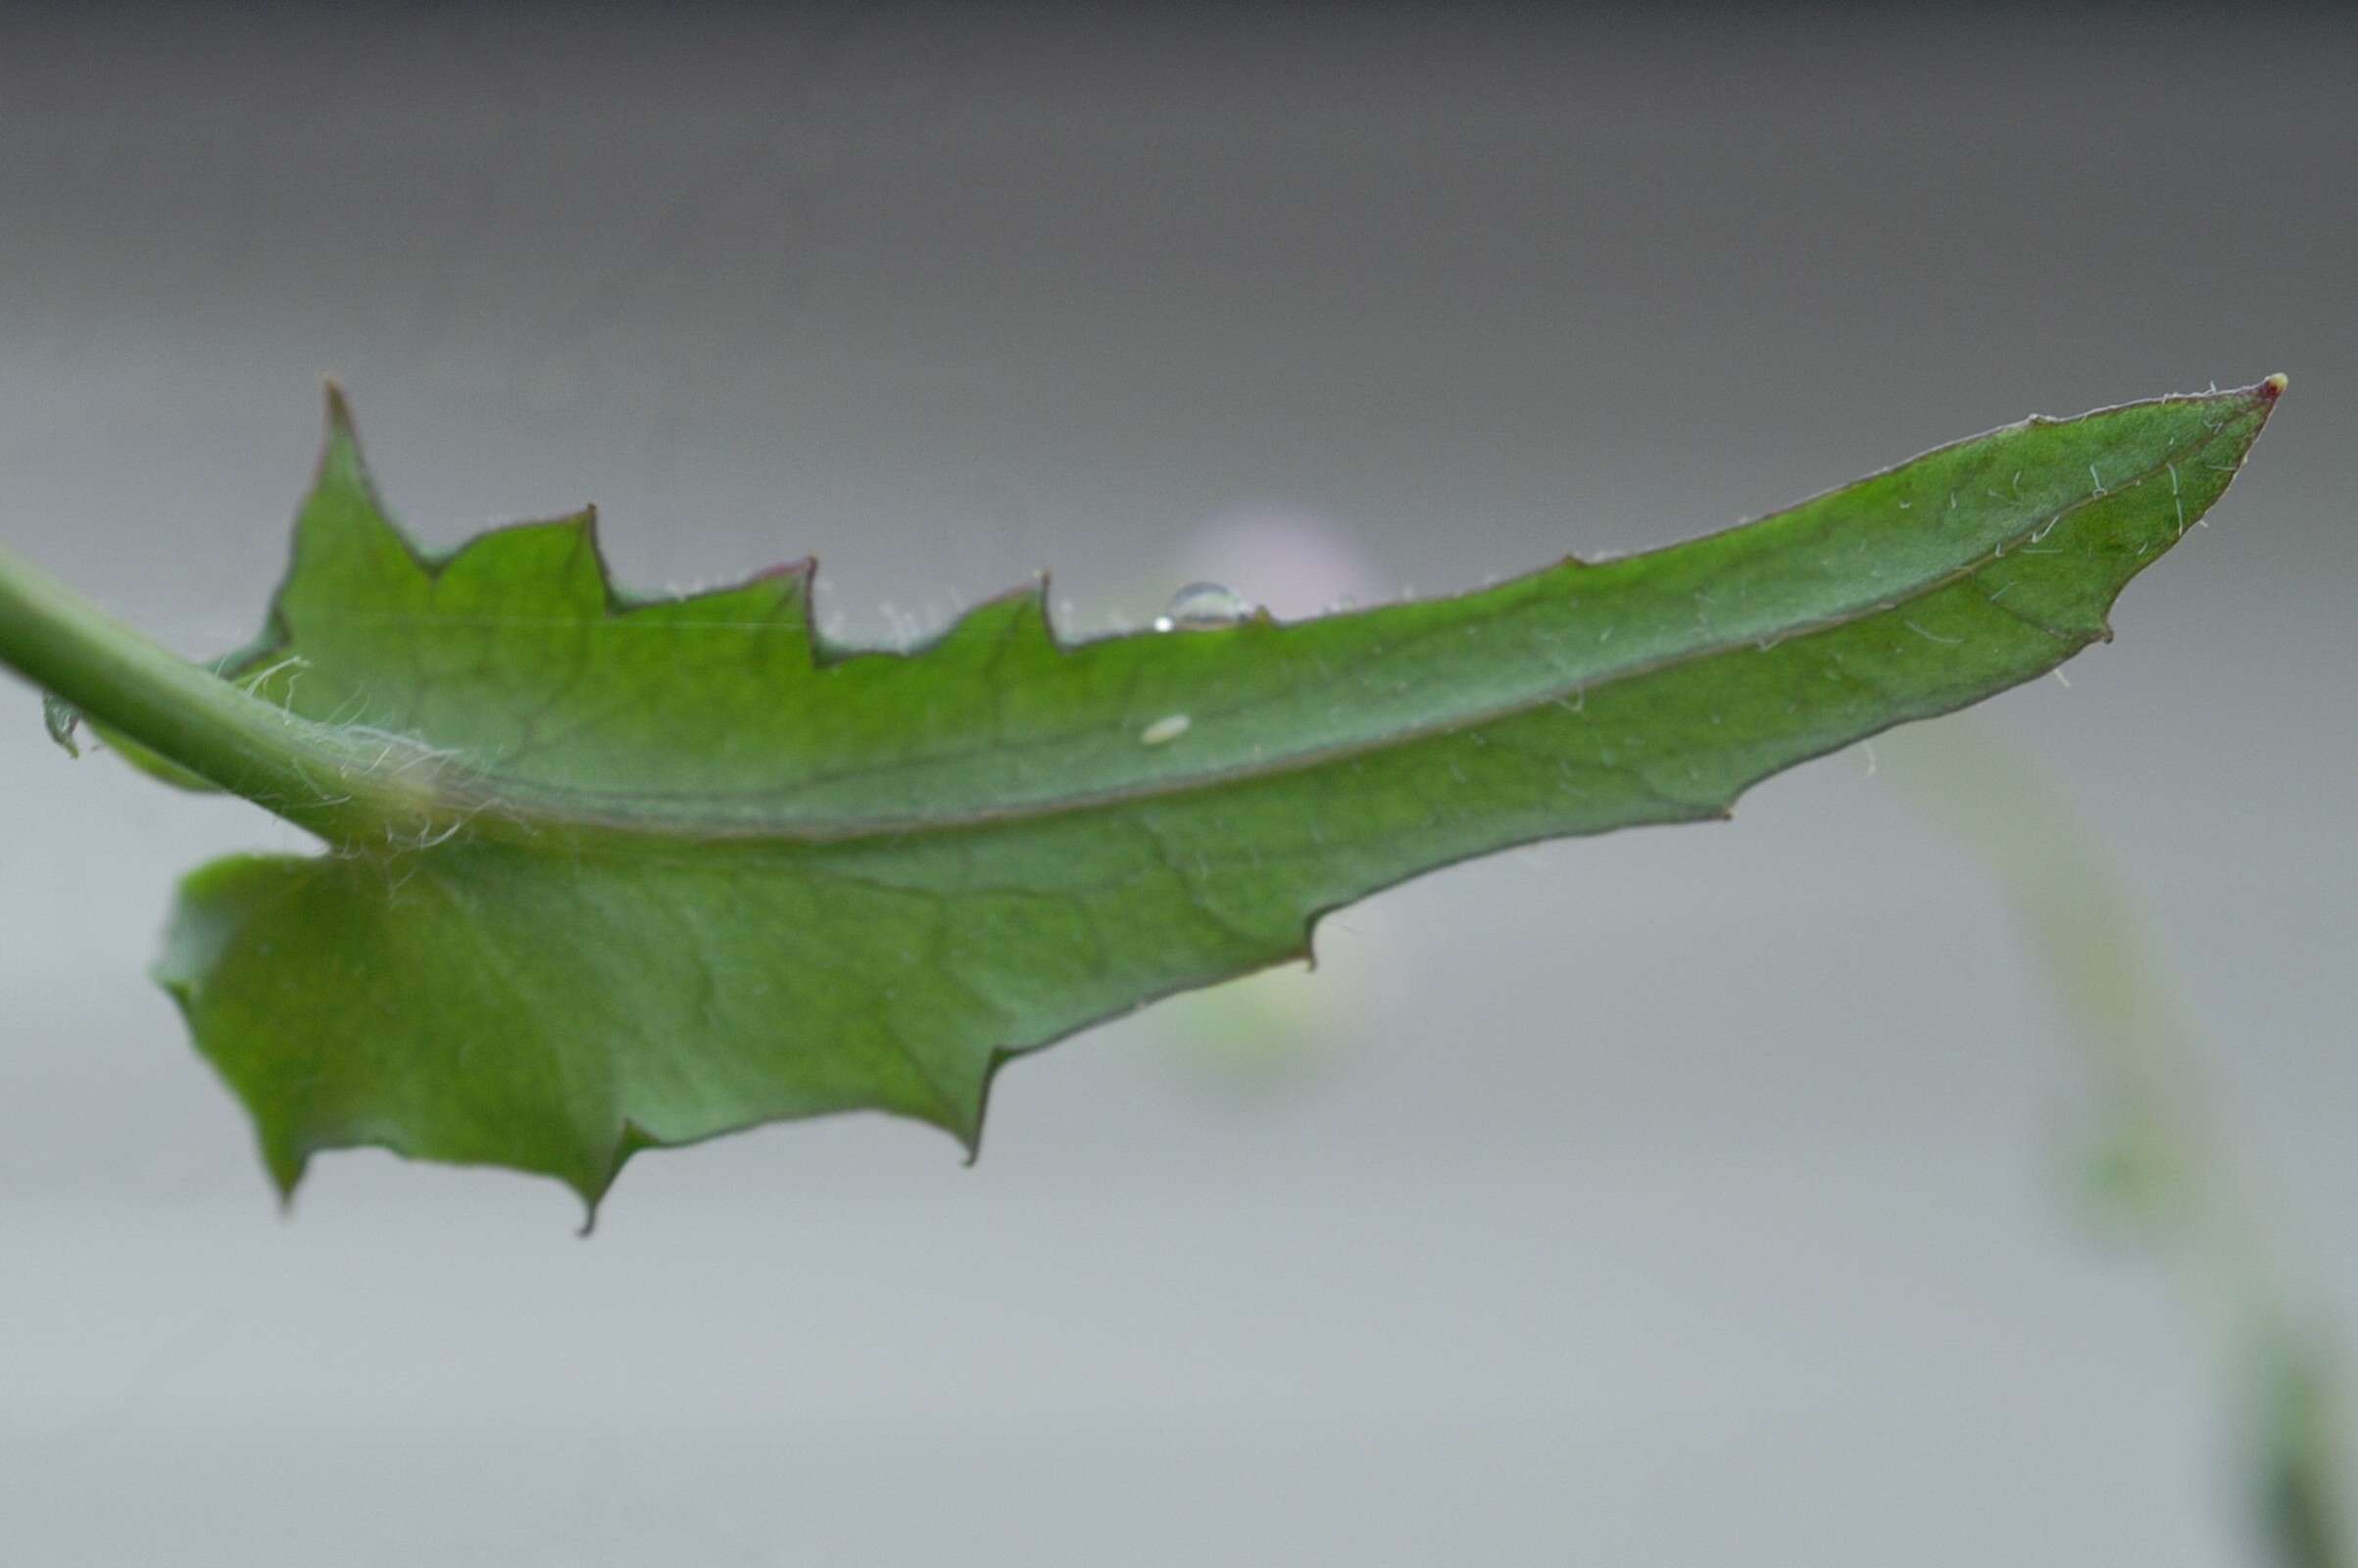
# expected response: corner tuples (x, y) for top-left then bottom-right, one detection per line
(1168, 502), (1386, 624)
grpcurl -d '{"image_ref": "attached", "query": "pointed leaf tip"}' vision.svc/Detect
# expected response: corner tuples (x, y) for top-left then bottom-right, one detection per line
(322, 377), (357, 437)
(314, 379), (374, 495)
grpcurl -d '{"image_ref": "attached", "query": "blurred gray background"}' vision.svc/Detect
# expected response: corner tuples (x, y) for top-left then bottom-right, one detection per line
(2, 4), (2352, 1563)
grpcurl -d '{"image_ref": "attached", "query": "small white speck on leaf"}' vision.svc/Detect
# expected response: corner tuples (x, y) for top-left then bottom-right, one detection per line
(1140, 713), (1192, 746)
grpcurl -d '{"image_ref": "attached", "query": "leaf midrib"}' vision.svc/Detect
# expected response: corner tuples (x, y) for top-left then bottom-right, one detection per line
(378, 403), (2242, 857)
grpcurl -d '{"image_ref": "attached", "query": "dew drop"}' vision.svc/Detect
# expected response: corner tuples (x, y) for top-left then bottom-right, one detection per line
(1159, 580), (1253, 631)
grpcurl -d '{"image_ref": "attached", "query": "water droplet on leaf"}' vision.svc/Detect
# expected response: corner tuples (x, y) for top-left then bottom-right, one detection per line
(1157, 581), (1253, 631)
(41, 692), (82, 759)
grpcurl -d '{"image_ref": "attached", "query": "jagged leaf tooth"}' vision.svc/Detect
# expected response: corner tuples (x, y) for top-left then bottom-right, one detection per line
(106, 379), (2285, 1217)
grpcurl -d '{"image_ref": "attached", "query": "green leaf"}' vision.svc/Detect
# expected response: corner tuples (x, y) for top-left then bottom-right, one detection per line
(0, 379), (2283, 1216)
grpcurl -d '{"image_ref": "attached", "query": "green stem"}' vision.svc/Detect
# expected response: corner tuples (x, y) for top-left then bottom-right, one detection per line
(0, 539), (417, 845)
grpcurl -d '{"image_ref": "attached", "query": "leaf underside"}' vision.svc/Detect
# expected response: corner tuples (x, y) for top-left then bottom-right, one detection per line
(117, 381), (2278, 1216)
